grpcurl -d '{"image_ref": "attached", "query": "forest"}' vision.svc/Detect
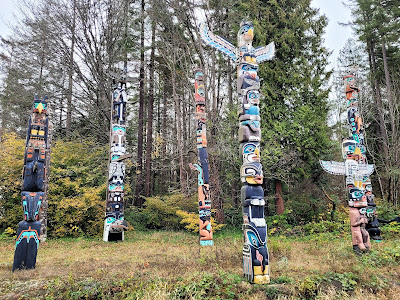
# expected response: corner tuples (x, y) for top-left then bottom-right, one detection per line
(0, 0), (400, 299)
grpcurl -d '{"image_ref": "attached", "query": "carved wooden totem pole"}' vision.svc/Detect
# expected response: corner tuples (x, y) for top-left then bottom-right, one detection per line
(13, 95), (52, 271)
(199, 20), (275, 284)
(190, 69), (213, 246)
(320, 71), (382, 254)
(103, 71), (131, 242)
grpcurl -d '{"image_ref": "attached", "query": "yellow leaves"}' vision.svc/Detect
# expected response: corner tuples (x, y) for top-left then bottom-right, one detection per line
(176, 210), (226, 233)
(0, 131), (25, 188)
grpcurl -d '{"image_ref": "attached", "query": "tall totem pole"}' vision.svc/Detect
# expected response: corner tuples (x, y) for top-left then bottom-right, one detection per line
(13, 95), (52, 271)
(199, 21), (275, 284)
(190, 69), (213, 246)
(320, 71), (381, 254)
(103, 70), (131, 242)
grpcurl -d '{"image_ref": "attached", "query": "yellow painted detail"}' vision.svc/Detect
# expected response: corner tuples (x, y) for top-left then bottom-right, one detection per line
(246, 178), (257, 185)
(264, 265), (270, 275)
(248, 28), (254, 39)
(253, 275), (270, 284)
(37, 103), (44, 114)
(253, 266), (263, 275)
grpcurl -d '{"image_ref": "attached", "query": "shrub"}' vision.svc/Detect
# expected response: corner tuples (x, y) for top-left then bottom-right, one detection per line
(124, 193), (198, 230)
(48, 137), (109, 237)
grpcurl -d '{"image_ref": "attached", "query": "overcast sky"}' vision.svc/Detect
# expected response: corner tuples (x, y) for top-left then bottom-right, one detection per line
(310, 0), (354, 67)
(0, 0), (354, 68)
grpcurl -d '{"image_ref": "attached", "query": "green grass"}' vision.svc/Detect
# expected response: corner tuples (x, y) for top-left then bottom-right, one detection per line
(0, 230), (399, 299)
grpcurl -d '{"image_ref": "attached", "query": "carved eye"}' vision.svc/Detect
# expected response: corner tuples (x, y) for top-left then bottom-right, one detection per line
(244, 144), (256, 154)
(198, 87), (205, 97)
(245, 167), (256, 176)
(247, 232), (259, 248)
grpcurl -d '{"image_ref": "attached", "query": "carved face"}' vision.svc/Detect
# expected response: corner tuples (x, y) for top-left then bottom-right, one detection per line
(33, 98), (48, 114)
(108, 191), (123, 203)
(241, 142), (260, 163)
(238, 74), (260, 93)
(109, 162), (125, 185)
(195, 71), (205, 100)
(238, 63), (258, 79)
(342, 139), (358, 159)
(244, 90), (260, 107)
(241, 162), (263, 184)
(238, 20), (254, 46)
(348, 186), (366, 203)
(22, 192), (43, 222)
(344, 74), (357, 91)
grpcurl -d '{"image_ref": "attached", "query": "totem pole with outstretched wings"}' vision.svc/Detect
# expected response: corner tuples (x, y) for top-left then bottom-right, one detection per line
(199, 20), (275, 284)
(320, 71), (382, 254)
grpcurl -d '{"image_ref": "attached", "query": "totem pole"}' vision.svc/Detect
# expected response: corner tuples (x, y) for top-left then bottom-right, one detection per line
(103, 70), (131, 242)
(320, 71), (382, 254)
(13, 95), (51, 271)
(199, 21), (275, 284)
(189, 69), (213, 246)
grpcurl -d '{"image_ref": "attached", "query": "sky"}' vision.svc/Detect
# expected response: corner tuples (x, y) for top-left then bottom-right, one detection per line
(0, 0), (354, 68)
(310, 0), (354, 67)
(0, 0), (16, 38)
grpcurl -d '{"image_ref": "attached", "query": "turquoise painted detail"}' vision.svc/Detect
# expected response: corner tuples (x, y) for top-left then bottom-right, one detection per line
(109, 184), (124, 190)
(23, 201), (28, 218)
(15, 230), (39, 250)
(113, 126), (126, 132)
(191, 164), (203, 185)
(247, 231), (260, 248)
(106, 217), (116, 224)
(200, 240), (214, 246)
(206, 223), (211, 231)
(35, 200), (42, 218)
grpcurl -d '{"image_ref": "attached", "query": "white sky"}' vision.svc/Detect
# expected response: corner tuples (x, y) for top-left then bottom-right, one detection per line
(0, 0), (16, 38)
(311, 0), (354, 67)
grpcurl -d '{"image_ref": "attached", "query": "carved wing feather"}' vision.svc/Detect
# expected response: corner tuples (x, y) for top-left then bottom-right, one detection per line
(199, 23), (237, 62)
(358, 164), (375, 176)
(255, 42), (275, 63)
(320, 160), (346, 175)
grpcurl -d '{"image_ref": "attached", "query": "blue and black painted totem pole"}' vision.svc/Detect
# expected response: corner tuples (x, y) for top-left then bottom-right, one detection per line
(13, 95), (51, 271)
(190, 69), (213, 246)
(320, 71), (381, 254)
(103, 71), (131, 242)
(199, 20), (275, 284)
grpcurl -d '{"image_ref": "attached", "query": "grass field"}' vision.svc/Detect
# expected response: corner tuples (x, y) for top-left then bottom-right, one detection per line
(0, 230), (399, 299)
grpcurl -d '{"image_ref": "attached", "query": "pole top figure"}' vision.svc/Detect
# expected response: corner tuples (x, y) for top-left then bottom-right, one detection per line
(238, 20), (254, 47)
(33, 95), (48, 115)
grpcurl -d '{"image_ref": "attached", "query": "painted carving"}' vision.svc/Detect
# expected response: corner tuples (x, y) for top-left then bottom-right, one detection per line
(320, 71), (382, 254)
(103, 70), (132, 242)
(190, 69), (213, 246)
(13, 95), (51, 271)
(199, 20), (275, 284)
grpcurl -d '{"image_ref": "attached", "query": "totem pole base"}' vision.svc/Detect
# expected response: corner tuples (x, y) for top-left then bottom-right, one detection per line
(103, 218), (126, 242)
(12, 221), (41, 271)
(199, 240), (214, 246)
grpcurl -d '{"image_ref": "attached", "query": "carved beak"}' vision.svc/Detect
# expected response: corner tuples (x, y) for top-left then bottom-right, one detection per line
(37, 103), (44, 114)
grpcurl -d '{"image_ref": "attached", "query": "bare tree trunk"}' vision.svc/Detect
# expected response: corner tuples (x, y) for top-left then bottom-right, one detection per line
(171, 54), (186, 194)
(161, 73), (168, 194)
(66, 0), (76, 135)
(135, 0), (145, 205)
(145, 21), (156, 197)
(275, 179), (285, 215)
(381, 40), (396, 141)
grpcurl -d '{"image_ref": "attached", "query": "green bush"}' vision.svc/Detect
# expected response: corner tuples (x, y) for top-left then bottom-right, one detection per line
(124, 193), (198, 230)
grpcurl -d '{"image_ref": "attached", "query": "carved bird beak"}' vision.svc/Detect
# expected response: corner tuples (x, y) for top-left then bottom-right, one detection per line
(37, 103), (44, 114)
(247, 28), (254, 39)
